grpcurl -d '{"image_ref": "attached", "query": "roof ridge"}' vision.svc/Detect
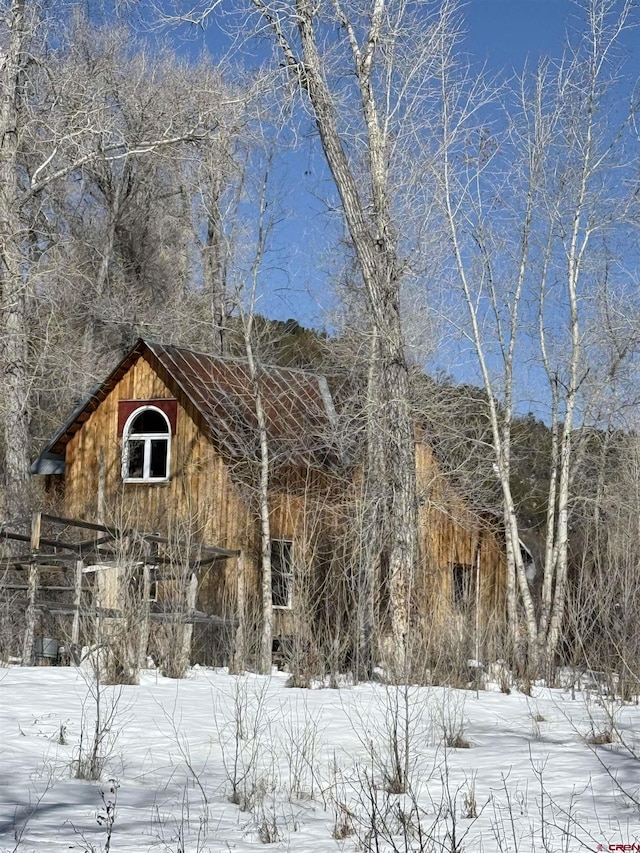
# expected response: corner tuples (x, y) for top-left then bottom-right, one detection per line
(145, 339), (328, 381)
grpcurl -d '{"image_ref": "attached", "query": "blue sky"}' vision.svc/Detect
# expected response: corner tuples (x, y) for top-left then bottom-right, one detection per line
(464, 0), (574, 68)
(223, 0), (634, 320)
(191, 0), (640, 397)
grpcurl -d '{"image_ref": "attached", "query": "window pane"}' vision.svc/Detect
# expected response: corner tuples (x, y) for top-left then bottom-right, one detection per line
(272, 570), (292, 608)
(452, 564), (476, 609)
(149, 439), (168, 478)
(271, 540), (293, 607)
(127, 440), (145, 478)
(271, 540), (293, 571)
(130, 409), (169, 434)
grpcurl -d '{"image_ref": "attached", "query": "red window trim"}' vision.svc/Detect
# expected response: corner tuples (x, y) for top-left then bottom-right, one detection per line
(117, 400), (178, 436)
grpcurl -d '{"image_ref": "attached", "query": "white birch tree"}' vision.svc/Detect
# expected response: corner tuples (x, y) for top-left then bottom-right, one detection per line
(224, 0), (462, 675)
(0, 0), (31, 523)
(235, 154), (276, 675)
(435, 0), (640, 672)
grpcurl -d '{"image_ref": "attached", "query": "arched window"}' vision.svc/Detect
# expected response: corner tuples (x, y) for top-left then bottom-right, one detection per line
(122, 406), (171, 482)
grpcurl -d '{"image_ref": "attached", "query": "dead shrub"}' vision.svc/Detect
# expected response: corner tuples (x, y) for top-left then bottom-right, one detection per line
(584, 727), (614, 746)
(446, 732), (471, 749)
(332, 802), (355, 840)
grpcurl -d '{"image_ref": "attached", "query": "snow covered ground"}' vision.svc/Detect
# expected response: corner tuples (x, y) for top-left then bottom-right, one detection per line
(1, 665), (640, 852)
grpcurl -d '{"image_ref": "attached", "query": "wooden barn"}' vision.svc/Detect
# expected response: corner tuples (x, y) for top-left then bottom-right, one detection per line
(11, 338), (505, 672)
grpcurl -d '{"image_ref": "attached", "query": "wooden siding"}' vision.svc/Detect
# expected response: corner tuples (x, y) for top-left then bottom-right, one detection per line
(62, 354), (342, 629)
(65, 356), (247, 536)
(64, 354), (252, 614)
(61, 352), (505, 647)
(415, 442), (505, 626)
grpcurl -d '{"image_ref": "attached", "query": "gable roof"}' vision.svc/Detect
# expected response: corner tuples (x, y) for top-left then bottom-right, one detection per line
(32, 339), (341, 473)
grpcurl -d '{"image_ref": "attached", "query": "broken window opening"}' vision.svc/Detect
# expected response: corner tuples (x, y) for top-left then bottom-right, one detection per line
(128, 565), (158, 602)
(271, 539), (294, 609)
(452, 563), (477, 610)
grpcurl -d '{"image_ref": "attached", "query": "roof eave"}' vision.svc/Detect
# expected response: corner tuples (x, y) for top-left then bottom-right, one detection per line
(30, 453), (66, 475)
(30, 338), (149, 469)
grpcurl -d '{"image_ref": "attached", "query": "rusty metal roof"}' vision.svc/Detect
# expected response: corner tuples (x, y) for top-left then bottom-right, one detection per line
(146, 341), (339, 467)
(32, 339), (341, 472)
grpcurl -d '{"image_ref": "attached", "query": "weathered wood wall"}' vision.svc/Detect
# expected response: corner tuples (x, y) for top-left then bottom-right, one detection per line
(64, 354), (253, 614)
(62, 353), (343, 636)
(61, 352), (505, 655)
(415, 442), (505, 626)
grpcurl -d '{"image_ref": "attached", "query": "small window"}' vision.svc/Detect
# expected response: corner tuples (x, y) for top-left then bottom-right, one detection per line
(122, 406), (171, 482)
(271, 540), (294, 609)
(452, 563), (476, 610)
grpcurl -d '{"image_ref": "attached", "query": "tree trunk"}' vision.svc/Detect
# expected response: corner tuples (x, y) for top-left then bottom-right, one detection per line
(231, 551), (247, 674)
(244, 335), (273, 675)
(202, 172), (228, 355)
(357, 328), (383, 680)
(292, 0), (418, 675)
(0, 0), (29, 524)
(255, 379), (273, 675)
(137, 563), (152, 670)
(179, 570), (198, 672)
(81, 171), (125, 390)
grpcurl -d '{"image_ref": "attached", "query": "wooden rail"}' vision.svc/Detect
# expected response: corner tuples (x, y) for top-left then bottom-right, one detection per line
(1, 511), (239, 666)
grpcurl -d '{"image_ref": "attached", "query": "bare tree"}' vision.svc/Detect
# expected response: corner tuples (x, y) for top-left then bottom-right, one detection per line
(564, 426), (640, 695)
(0, 0), (31, 522)
(436, 0), (640, 672)
(224, 0), (465, 676)
(0, 3), (212, 522)
(235, 153), (276, 675)
(192, 96), (242, 356)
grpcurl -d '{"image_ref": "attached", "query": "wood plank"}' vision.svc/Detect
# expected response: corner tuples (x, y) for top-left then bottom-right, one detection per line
(139, 533), (238, 557)
(76, 534), (116, 550)
(0, 531), (80, 551)
(22, 562), (39, 664)
(0, 559), (79, 570)
(30, 512), (42, 552)
(71, 560), (83, 647)
(39, 515), (237, 557)
(41, 514), (115, 534)
(149, 612), (238, 626)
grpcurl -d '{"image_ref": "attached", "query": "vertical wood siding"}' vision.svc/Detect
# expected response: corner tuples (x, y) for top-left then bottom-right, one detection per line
(62, 354), (505, 634)
(64, 354), (256, 613)
(415, 442), (506, 626)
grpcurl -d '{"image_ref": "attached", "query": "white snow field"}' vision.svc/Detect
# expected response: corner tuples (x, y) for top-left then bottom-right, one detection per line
(1, 666), (640, 852)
